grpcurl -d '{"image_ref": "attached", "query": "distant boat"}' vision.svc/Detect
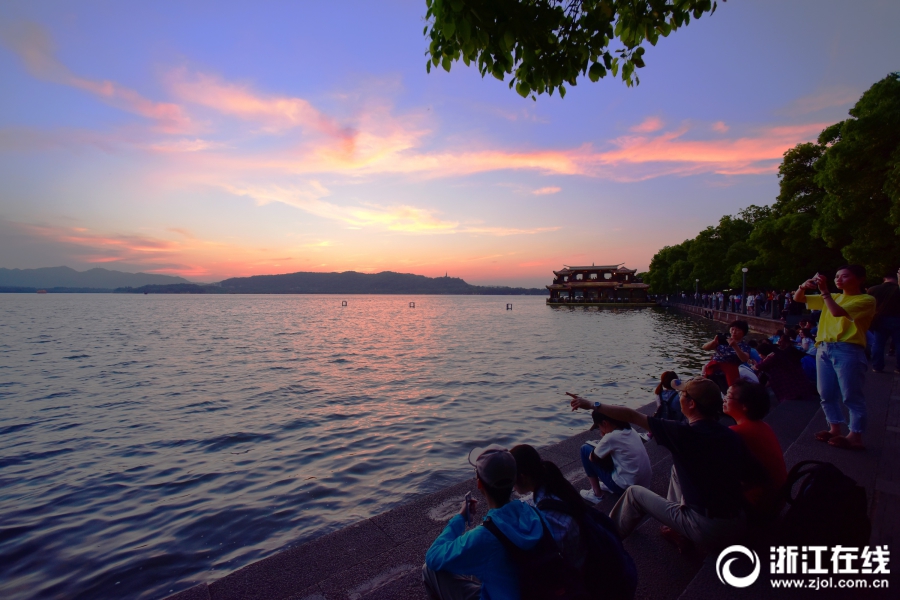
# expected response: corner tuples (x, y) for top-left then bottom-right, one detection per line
(36, 289), (48, 294)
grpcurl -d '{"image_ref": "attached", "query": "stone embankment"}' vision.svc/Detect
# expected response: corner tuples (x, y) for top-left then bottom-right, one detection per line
(166, 359), (900, 600)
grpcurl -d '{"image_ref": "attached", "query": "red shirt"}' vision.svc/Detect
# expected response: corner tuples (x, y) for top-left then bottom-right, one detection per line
(730, 420), (787, 513)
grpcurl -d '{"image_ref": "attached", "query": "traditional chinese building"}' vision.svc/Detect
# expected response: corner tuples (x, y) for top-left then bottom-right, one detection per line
(546, 264), (653, 306)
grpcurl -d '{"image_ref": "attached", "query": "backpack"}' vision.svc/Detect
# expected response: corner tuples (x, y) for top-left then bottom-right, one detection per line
(652, 389), (684, 423)
(778, 460), (871, 547)
(483, 508), (588, 600)
(537, 498), (637, 600)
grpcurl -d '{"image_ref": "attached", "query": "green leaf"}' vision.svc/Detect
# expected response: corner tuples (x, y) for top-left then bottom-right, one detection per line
(503, 29), (515, 51)
(559, 84), (566, 98)
(588, 62), (604, 82)
(442, 56), (452, 72)
(443, 20), (455, 37)
(516, 81), (530, 98)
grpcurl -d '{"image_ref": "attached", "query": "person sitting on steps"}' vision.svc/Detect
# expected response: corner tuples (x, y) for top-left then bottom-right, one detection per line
(423, 444), (544, 600)
(701, 320), (752, 387)
(510, 444), (586, 569)
(567, 400), (652, 504)
(570, 377), (767, 554)
(723, 380), (787, 520)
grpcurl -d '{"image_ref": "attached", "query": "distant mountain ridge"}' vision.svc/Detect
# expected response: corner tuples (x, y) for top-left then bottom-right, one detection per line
(0, 267), (546, 294)
(0, 267), (191, 289)
(113, 270), (546, 295)
(214, 270), (545, 295)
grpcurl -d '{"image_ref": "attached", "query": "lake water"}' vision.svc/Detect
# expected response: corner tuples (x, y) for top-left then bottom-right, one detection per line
(0, 294), (718, 599)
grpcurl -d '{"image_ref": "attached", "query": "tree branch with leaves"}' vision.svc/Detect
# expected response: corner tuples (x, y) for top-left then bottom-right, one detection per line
(424, 0), (723, 98)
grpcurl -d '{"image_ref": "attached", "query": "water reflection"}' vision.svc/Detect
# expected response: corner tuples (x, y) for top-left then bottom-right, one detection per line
(0, 295), (717, 599)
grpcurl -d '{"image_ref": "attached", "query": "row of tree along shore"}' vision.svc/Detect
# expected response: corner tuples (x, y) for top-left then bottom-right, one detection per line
(645, 73), (900, 294)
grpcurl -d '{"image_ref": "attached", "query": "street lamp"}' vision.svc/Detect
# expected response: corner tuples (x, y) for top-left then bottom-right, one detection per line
(741, 267), (749, 314)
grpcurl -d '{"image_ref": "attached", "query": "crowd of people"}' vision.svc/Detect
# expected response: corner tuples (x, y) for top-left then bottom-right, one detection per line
(421, 265), (895, 600)
(666, 289), (810, 321)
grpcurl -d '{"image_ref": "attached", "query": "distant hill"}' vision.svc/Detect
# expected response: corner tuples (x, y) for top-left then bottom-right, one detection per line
(0, 267), (191, 290)
(118, 271), (546, 295)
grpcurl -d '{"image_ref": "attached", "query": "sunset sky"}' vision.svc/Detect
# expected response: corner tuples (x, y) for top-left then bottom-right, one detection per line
(1, 0), (898, 286)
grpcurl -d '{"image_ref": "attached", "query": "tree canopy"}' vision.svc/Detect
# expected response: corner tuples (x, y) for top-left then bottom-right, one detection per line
(424, 0), (722, 98)
(646, 73), (900, 293)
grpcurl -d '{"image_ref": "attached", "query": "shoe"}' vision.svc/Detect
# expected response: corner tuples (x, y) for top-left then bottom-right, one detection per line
(580, 489), (604, 504)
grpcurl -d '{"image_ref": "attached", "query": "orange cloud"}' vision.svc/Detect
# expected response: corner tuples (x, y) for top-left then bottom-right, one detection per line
(0, 22), (191, 133)
(630, 116), (665, 133)
(218, 183), (557, 235)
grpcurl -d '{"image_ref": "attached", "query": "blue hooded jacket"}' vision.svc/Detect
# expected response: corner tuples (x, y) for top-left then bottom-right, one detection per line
(425, 500), (545, 600)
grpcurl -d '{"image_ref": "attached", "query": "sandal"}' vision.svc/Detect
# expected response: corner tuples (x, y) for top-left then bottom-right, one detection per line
(827, 435), (865, 451)
(814, 430), (836, 442)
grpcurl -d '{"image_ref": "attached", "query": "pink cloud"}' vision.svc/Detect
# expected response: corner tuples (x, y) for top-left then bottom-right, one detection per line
(1, 22), (191, 133)
(167, 70), (351, 140)
(712, 121), (729, 133)
(630, 116), (665, 133)
(531, 186), (561, 195)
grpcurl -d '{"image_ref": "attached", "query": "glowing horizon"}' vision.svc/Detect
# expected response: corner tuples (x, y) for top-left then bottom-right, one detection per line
(1, 1), (897, 287)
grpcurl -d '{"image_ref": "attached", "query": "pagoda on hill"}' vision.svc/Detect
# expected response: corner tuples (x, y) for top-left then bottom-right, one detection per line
(546, 264), (653, 306)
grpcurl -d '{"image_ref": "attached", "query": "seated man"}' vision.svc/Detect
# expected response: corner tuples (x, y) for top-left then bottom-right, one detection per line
(701, 320), (752, 386)
(570, 377), (766, 553)
(423, 444), (544, 600)
(576, 408), (652, 503)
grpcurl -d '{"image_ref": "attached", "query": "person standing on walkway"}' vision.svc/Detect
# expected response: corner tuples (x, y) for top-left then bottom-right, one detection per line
(794, 266), (876, 451)
(746, 293), (755, 316)
(867, 270), (900, 373)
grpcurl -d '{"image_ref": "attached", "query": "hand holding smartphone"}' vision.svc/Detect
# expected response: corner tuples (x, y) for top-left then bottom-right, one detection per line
(463, 492), (473, 527)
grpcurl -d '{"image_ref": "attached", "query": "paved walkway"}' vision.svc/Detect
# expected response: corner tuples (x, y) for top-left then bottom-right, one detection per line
(166, 359), (900, 600)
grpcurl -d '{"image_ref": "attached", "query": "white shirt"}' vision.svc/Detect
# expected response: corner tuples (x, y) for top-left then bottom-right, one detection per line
(592, 428), (652, 489)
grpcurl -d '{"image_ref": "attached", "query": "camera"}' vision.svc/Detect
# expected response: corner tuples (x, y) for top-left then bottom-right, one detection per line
(716, 333), (729, 345)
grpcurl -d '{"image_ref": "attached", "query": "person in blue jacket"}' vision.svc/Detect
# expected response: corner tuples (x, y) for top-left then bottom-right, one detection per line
(423, 444), (544, 600)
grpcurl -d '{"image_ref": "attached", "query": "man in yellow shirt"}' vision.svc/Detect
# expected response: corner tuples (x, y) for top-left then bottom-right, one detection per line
(793, 265), (876, 450)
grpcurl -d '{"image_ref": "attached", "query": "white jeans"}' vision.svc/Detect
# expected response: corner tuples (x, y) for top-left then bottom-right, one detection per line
(609, 466), (746, 552)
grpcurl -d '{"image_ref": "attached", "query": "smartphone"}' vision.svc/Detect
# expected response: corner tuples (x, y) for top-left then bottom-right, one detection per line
(463, 492), (472, 527)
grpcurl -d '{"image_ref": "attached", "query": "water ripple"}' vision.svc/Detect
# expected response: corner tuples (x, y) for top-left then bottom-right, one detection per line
(0, 295), (717, 599)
